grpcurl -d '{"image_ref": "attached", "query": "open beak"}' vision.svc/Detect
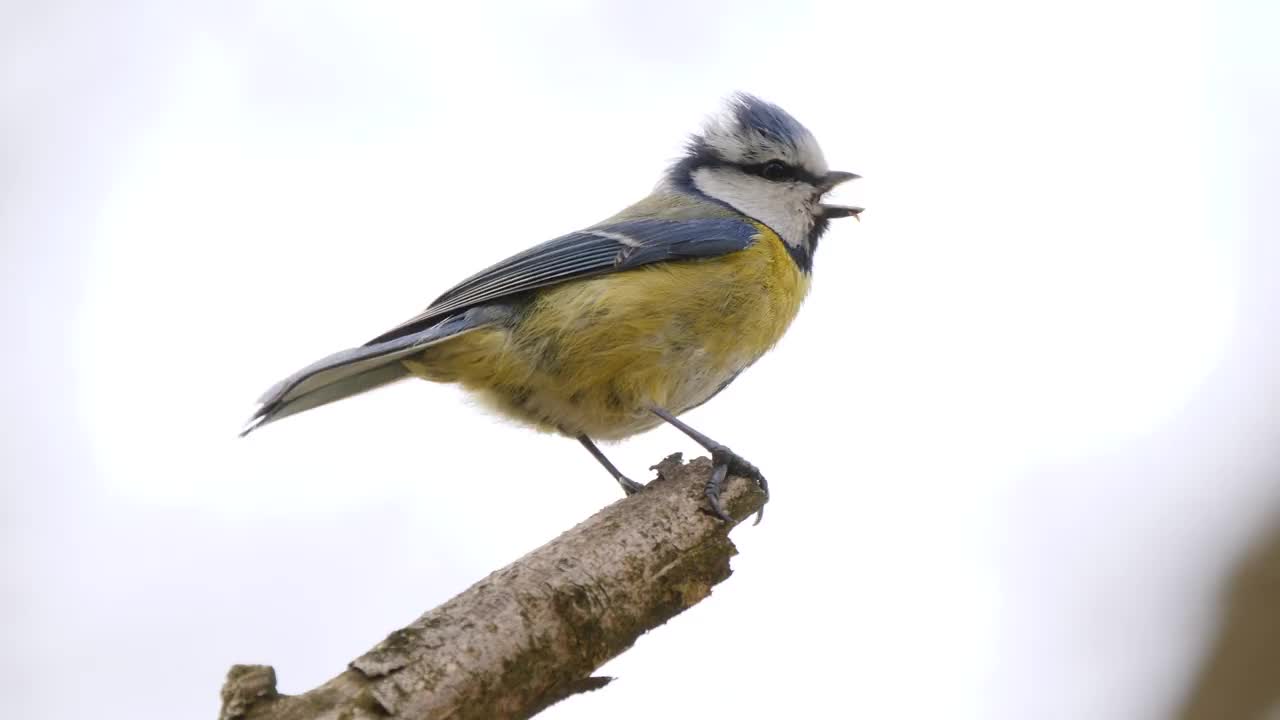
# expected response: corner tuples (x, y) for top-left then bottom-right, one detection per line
(818, 170), (860, 191)
(818, 170), (862, 220)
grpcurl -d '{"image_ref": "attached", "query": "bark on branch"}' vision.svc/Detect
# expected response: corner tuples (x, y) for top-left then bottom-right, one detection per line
(219, 453), (767, 720)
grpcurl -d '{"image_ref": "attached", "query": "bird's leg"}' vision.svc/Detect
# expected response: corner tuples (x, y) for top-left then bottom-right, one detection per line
(650, 407), (769, 524)
(577, 435), (646, 496)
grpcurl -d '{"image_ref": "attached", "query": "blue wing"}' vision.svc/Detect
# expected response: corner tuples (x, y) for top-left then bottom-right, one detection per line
(365, 217), (761, 344)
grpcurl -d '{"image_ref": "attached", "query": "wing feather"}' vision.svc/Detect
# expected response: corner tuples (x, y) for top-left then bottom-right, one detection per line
(365, 218), (761, 345)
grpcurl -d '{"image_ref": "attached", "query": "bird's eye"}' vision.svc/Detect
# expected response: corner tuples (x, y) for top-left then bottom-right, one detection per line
(760, 160), (792, 181)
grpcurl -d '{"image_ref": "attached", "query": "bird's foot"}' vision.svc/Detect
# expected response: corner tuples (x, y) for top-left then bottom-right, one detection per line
(706, 444), (769, 525)
(617, 475), (646, 496)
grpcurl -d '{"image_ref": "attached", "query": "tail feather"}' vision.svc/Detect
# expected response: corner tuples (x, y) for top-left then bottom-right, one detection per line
(240, 359), (410, 436)
(241, 305), (509, 435)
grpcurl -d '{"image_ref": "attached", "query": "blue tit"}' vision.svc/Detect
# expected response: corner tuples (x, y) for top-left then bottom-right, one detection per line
(242, 93), (861, 522)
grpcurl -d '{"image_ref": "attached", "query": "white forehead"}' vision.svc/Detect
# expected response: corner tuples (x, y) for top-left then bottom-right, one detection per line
(699, 97), (829, 176)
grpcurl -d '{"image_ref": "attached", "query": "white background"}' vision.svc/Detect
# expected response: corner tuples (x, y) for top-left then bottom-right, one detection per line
(3, 1), (1278, 718)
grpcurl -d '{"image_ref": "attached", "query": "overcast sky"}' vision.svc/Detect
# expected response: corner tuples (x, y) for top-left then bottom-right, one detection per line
(3, 1), (1278, 718)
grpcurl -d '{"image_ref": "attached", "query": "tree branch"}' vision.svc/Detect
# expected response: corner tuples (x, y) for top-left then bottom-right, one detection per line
(219, 453), (767, 720)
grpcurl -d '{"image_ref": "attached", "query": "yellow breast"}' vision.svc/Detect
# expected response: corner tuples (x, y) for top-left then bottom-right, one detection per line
(404, 224), (810, 440)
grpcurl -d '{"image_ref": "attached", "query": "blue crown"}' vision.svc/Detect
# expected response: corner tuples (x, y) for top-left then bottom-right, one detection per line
(725, 93), (810, 147)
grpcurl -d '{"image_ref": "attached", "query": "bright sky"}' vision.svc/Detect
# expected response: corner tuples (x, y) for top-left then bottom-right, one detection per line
(3, 1), (1278, 718)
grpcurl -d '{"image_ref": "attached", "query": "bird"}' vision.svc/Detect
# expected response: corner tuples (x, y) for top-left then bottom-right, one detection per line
(242, 93), (861, 523)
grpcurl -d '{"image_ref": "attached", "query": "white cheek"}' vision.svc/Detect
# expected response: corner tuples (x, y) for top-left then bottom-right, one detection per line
(691, 167), (815, 248)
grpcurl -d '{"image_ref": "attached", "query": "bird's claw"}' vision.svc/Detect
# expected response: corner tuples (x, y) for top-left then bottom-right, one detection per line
(706, 445), (769, 525)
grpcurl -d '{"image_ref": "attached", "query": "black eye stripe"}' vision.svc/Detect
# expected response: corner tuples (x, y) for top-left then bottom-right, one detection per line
(741, 160), (822, 185)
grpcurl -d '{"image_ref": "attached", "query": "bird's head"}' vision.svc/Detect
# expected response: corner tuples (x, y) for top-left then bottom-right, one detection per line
(667, 93), (861, 267)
